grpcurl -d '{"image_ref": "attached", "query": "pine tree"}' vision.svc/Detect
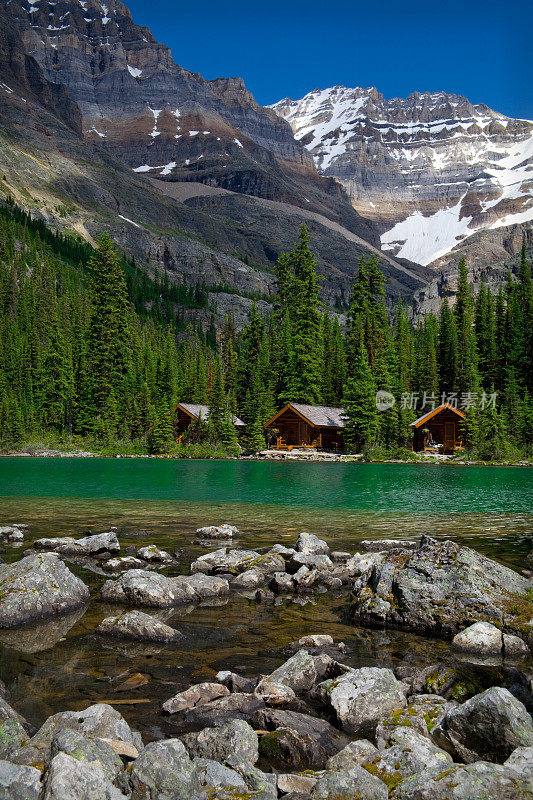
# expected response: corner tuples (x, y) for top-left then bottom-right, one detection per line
(343, 343), (378, 452)
(454, 258), (479, 394)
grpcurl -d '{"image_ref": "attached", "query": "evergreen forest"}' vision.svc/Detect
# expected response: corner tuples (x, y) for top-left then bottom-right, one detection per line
(0, 200), (531, 460)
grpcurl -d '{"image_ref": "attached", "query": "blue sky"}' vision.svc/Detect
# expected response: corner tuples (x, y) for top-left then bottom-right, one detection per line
(127, 0), (532, 119)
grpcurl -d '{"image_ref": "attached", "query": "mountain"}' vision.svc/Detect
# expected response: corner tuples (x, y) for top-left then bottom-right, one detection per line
(0, 0), (432, 320)
(271, 86), (533, 270)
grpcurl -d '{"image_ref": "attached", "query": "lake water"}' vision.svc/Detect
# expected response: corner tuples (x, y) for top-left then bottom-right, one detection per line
(0, 458), (531, 739)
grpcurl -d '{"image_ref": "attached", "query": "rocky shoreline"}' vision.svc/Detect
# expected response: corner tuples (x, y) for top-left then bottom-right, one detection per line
(0, 526), (532, 798)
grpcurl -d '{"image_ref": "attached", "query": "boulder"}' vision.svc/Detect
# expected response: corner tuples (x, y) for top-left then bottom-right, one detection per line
(368, 727), (452, 787)
(0, 526), (25, 544)
(215, 671), (257, 693)
(0, 554), (89, 628)
(24, 703), (141, 754)
(432, 686), (533, 763)
(46, 729), (123, 782)
(193, 757), (246, 790)
(254, 709), (347, 770)
(42, 752), (126, 800)
(505, 745), (533, 777)
(374, 694), (455, 747)
(162, 682), (229, 715)
(174, 573), (230, 601)
(351, 536), (533, 640)
(130, 739), (199, 800)
(298, 634), (334, 648)
(393, 761), (533, 800)
(0, 700), (29, 760)
(267, 650), (317, 695)
(137, 545), (173, 563)
(325, 739), (378, 771)
(269, 572), (294, 593)
(318, 666), (406, 737)
(195, 524), (239, 540)
(34, 532), (120, 556)
(102, 557), (145, 573)
(277, 774), (318, 795)
(231, 569), (266, 592)
(292, 567), (317, 591)
(191, 549), (284, 576)
(294, 533), (329, 556)
(181, 719), (258, 765)
(254, 679), (297, 706)
(0, 760), (41, 800)
(452, 621), (529, 658)
(177, 693), (265, 729)
(310, 767), (387, 800)
(96, 611), (182, 643)
(289, 554), (332, 573)
(226, 758), (277, 800)
(269, 545), (296, 560)
(100, 570), (193, 607)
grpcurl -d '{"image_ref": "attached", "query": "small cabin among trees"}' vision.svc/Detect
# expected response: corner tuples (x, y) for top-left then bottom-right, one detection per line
(175, 403), (246, 436)
(264, 403), (345, 450)
(410, 404), (466, 453)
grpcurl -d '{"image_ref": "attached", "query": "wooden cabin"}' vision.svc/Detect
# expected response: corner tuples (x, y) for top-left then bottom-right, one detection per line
(175, 403), (246, 436)
(264, 403), (345, 450)
(410, 403), (466, 453)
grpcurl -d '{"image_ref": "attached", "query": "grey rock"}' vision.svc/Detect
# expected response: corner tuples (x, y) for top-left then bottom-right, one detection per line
(193, 757), (246, 790)
(100, 570), (193, 607)
(325, 739), (378, 771)
(182, 719), (258, 765)
(43, 752), (126, 799)
(290, 554), (332, 572)
(310, 767), (387, 800)
(137, 545), (173, 563)
(393, 760), (533, 799)
(294, 533), (329, 556)
(375, 693), (455, 747)
(451, 620), (528, 658)
(231, 569), (267, 592)
(330, 551), (351, 563)
(0, 760), (41, 800)
(351, 536), (532, 640)
(0, 554), (89, 628)
(269, 545), (296, 560)
(319, 666), (406, 736)
(102, 557), (145, 573)
(254, 679), (297, 706)
(96, 611), (182, 643)
(130, 739), (200, 800)
(504, 634), (531, 658)
(505, 745), (533, 777)
(254, 709), (347, 770)
(179, 694), (265, 730)
(278, 774), (318, 795)
(191, 548), (261, 575)
(215, 671), (257, 694)
(175, 573), (230, 601)
(370, 726), (453, 783)
(432, 686), (533, 763)
(0, 527), (25, 544)
(34, 532), (120, 556)
(298, 635), (334, 648)
(269, 572), (294, 593)
(226, 757), (277, 800)
(162, 682), (229, 714)
(267, 650), (317, 695)
(47, 729), (122, 782)
(292, 567), (317, 591)
(195, 525), (239, 540)
(0, 716), (28, 760)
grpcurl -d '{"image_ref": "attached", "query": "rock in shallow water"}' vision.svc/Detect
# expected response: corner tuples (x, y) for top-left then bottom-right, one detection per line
(162, 682), (229, 715)
(96, 611), (182, 643)
(100, 570), (229, 608)
(452, 621), (529, 658)
(351, 535), (533, 641)
(0, 554), (89, 628)
(195, 524), (239, 540)
(432, 686), (533, 763)
(34, 532), (120, 556)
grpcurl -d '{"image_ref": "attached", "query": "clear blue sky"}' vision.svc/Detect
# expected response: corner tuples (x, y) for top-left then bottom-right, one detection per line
(127, 0), (532, 120)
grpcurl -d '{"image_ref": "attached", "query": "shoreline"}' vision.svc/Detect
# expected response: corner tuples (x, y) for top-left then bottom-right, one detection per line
(1, 449), (532, 467)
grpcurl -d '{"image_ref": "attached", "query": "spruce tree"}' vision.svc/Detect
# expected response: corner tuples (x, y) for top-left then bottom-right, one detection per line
(343, 343), (378, 452)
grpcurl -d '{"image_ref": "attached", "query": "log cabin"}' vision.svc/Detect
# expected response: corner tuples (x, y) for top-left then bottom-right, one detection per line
(175, 403), (246, 436)
(410, 403), (466, 453)
(264, 403), (345, 450)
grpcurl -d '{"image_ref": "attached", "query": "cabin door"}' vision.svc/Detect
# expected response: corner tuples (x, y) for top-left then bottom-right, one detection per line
(444, 422), (455, 451)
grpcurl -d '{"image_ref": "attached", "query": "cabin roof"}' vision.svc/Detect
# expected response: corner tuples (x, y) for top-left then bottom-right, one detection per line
(177, 403), (246, 427)
(410, 403), (466, 428)
(265, 403), (346, 429)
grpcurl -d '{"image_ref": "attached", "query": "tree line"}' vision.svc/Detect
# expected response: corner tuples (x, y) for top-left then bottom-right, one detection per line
(0, 203), (531, 459)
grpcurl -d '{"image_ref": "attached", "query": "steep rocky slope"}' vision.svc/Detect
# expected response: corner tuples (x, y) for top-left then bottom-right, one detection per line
(272, 86), (533, 270)
(0, 6), (430, 327)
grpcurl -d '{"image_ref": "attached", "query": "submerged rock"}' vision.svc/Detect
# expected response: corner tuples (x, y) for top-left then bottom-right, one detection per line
(195, 524), (239, 540)
(96, 611), (183, 643)
(432, 686), (533, 763)
(0, 526), (26, 544)
(137, 545), (173, 563)
(351, 535), (533, 641)
(0, 554), (89, 628)
(191, 548), (285, 576)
